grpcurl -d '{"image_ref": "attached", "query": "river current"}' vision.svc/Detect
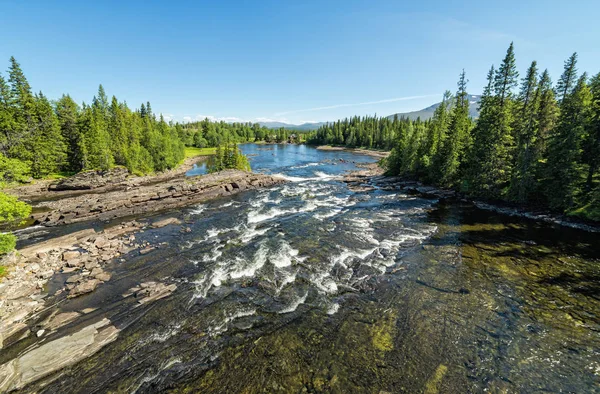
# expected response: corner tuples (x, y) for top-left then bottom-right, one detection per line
(12, 144), (600, 393)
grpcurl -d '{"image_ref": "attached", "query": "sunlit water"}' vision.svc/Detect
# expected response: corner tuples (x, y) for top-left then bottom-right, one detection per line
(13, 144), (600, 393)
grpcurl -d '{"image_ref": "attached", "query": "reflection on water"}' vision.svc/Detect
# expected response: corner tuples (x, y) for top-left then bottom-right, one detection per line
(14, 144), (600, 393)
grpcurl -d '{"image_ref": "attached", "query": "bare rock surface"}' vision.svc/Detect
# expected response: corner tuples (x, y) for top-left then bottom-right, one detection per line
(0, 318), (119, 392)
(49, 167), (130, 191)
(0, 221), (143, 349)
(30, 170), (285, 227)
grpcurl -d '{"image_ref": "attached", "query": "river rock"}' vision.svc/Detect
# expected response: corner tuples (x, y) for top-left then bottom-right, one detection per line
(93, 236), (108, 249)
(66, 274), (81, 284)
(68, 279), (100, 298)
(84, 260), (99, 270)
(95, 272), (111, 282)
(44, 312), (81, 331)
(151, 217), (182, 228)
(62, 251), (80, 261)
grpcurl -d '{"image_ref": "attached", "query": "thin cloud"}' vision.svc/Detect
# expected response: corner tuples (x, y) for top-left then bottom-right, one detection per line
(274, 94), (440, 116)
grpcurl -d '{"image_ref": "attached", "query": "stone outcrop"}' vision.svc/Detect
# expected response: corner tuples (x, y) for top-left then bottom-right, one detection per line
(49, 167), (130, 191)
(0, 318), (119, 392)
(123, 281), (178, 305)
(32, 170), (285, 227)
(0, 221), (144, 349)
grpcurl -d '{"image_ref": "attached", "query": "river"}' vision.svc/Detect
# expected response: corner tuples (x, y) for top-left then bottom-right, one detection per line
(9, 144), (600, 393)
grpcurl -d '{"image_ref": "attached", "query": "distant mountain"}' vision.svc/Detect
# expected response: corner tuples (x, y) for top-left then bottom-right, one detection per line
(258, 95), (481, 130)
(258, 121), (327, 131)
(386, 94), (481, 121)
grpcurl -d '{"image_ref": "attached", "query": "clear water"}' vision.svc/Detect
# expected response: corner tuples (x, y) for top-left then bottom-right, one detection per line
(13, 144), (600, 393)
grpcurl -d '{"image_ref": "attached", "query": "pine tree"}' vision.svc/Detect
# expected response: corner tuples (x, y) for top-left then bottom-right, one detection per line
(56, 95), (85, 172)
(28, 92), (66, 177)
(510, 61), (541, 202)
(466, 43), (519, 197)
(556, 53), (578, 103)
(79, 104), (113, 170)
(583, 72), (600, 192)
(422, 91), (451, 180)
(545, 71), (592, 210)
(436, 70), (472, 187)
(6, 57), (35, 160)
(535, 70), (559, 160)
(108, 96), (128, 166)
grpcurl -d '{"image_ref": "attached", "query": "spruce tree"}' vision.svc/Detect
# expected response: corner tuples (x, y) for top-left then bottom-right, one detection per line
(29, 92), (66, 177)
(583, 72), (600, 192)
(422, 91), (451, 181)
(56, 95), (85, 172)
(545, 72), (592, 210)
(510, 61), (541, 203)
(556, 53), (578, 103)
(436, 70), (472, 187)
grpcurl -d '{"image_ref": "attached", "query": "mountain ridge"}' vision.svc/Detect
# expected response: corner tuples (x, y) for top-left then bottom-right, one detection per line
(259, 94), (481, 130)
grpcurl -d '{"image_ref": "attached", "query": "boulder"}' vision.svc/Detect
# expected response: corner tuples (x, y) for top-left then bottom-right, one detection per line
(68, 279), (100, 298)
(95, 272), (111, 282)
(93, 236), (108, 249)
(62, 251), (81, 261)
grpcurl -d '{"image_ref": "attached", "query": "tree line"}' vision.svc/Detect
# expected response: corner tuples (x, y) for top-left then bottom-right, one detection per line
(179, 119), (305, 148)
(0, 56), (308, 185)
(309, 44), (600, 220)
(0, 57), (187, 179)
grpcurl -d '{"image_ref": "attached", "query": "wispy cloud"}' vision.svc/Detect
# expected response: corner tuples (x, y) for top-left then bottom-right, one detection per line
(180, 114), (291, 124)
(274, 94), (440, 116)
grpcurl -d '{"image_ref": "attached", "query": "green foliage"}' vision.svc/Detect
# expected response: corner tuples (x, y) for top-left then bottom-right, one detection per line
(207, 143), (251, 173)
(0, 154), (30, 184)
(0, 58), (187, 178)
(0, 191), (31, 222)
(320, 44), (599, 220)
(0, 233), (16, 256)
(0, 191), (31, 255)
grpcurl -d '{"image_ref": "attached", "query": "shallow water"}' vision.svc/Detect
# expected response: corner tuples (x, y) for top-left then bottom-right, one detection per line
(11, 144), (600, 393)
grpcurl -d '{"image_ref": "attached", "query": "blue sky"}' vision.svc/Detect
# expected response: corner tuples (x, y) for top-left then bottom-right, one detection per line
(1, 0), (598, 124)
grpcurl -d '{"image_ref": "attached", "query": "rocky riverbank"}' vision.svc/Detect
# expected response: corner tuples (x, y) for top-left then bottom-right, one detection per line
(315, 145), (390, 159)
(8, 156), (208, 203)
(344, 164), (600, 232)
(27, 169), (284, 227)
(0, 165), (285, 356)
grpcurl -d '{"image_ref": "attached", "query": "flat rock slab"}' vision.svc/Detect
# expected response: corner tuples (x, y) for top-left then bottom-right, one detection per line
(0, 318), (119, 392)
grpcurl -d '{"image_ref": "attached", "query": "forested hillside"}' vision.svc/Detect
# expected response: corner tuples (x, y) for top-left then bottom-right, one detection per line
(0, 57), (306, 185)
(308, 44), (600, 220)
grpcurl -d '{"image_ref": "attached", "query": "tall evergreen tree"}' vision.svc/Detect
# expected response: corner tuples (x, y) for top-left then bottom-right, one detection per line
(583, 72), (600, 191)
(56, 94), (85, 172)
(436, 70), (472, 187)
(28, 92), (66, 177)
(510, 61), (541, 202)
(556, 53), (578, 103)
(545, 71), (592, 210)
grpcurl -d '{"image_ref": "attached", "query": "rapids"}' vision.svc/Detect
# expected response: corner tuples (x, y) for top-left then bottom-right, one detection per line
(8, 144), (600, 393)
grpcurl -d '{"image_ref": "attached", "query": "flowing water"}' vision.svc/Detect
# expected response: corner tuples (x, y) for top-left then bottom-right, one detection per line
(10, 144), (600, 393)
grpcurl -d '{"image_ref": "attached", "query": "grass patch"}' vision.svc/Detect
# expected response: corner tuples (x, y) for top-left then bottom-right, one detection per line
(184, 147), (216, 158)
(568, 202), (600, 222)
(0, 265), (7, 279)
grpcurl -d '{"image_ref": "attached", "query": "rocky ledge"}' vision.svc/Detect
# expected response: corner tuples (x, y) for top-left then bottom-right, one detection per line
(0, 220), (152, 349)
(32, 170), (285, 227)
